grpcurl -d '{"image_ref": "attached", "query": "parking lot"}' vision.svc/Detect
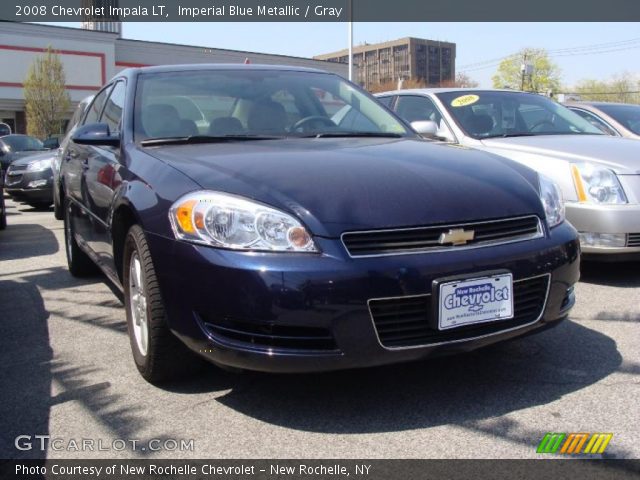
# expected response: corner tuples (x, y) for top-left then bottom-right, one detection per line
(1, 197), (638, 460)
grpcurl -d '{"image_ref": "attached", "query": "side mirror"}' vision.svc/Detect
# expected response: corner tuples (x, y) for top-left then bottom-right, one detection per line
(72, 123), (120, 147)
(411, 120), (439, 138)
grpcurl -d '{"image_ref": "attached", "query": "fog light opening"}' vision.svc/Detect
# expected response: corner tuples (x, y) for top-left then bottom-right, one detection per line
(27, 179), (47, 188)
(578, 232), (627, 248)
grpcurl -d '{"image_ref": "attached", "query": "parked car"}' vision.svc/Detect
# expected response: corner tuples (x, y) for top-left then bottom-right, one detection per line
(4, 150), (55, 208)
(0, 134), (47, 171)
(564, 101), (640, 140)
(61, 65), (579, 384)
(0, 122), (11, 136)
(0, 164), (6, 230)
(53, 95), (94, 220)
(378, 89), (640, 261)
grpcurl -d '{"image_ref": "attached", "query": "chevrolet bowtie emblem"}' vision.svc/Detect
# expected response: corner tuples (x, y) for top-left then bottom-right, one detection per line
(438, 228), (475, 246)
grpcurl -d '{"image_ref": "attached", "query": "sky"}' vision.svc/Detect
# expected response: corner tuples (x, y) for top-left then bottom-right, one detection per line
(44, 22), (640, 88)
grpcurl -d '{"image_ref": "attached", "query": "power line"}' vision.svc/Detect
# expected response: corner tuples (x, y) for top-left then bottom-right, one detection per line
(561, 91), (640, 95)
(458, 37), (640, 73)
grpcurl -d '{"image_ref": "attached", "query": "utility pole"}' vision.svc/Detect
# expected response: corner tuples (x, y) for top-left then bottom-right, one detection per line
(520, 53), (533, 92)
(348, 0), (353, 81)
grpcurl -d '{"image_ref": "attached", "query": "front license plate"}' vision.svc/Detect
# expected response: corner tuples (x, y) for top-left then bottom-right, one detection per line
(438, 273), (513, 330)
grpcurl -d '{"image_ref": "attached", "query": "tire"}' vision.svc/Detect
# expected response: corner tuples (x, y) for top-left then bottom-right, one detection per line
(0, 194), (6, 230)
(63, 198), (97, 277)
(27, 201), (52, 210)
(53, 188), (63, 220)
(123, 224), (197, 384)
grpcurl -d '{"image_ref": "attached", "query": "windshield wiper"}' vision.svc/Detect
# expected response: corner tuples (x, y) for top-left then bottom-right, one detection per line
(481, 133), (537, 139)
(298, 132), (404, 139)
(140, 134), (284, 146)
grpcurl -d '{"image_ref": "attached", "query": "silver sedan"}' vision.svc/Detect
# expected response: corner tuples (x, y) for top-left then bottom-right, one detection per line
(564, 101), (640, 140)
(377, 88), (640, 260)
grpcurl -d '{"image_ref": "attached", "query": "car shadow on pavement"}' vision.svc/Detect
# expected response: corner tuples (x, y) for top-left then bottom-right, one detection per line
(579, 261), (640, 288)
(0, 279), (52, 460)
(0, 223), (59, 260)
(0, 272), (150, 460)
(193, 319), (623, 435)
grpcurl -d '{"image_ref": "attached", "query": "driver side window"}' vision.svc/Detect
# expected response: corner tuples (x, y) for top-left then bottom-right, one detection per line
(83, 85), (112, 125)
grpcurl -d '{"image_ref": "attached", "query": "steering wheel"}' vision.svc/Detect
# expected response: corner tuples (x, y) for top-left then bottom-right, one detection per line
(530, 119), (556, 132)
(292, 116), (336, 131)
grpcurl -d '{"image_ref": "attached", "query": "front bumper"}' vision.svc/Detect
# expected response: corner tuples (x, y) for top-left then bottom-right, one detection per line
(566, 202), (640, 257)
(146, 222), (580, 373)
(4, 168), (53, 203)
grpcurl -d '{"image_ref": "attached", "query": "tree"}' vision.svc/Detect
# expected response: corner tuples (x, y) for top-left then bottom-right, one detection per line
(573, 72), (640, 104)
(492, 48), (561, 93)
(23, 46), (71, 139)
(368, 78), (427, 93)
(454, 72), (479, 88)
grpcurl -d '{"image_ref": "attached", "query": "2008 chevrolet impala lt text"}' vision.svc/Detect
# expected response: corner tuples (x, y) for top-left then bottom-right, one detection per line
(59, 65), (580, 383)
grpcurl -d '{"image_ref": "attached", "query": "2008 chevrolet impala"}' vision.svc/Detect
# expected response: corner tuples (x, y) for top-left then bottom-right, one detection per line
(60, 65), (580, 383)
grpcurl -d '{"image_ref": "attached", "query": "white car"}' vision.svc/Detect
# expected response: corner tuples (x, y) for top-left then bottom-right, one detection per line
(377, 88), (640, 260)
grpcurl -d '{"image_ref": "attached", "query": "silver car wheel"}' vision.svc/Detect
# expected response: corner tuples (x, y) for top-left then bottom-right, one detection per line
(129, 252), (149, 356)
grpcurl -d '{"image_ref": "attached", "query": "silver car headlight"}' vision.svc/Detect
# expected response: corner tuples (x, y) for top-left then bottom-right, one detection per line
(26, 158), (53, 172)
(539, 175), (565, 228)
(169, 191), (318, 252)
(570, 162), (627, 204)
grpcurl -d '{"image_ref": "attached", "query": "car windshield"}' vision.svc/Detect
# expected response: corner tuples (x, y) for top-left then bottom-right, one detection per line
(134, 69), (410, 141)
(1, 135), (44, 152)
(596, 104), (640, 135)
(435, 91), (604, 139)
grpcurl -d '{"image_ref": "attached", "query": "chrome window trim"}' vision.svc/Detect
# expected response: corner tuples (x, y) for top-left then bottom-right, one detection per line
(341, 215), (544, 258)
(568, 107), (622, 137)
(367, 272), (552, 351)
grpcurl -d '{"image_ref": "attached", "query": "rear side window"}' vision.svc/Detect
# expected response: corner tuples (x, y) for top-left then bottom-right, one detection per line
(83, 86), (112, 125)
(101, 81), (126, 134)
(570, 108), (618, 136)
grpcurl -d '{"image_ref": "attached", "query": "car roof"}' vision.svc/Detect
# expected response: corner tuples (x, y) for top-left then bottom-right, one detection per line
(565, 101), (639, 108)
(376, 88), (524, 96)
(115, 63), (329, 81)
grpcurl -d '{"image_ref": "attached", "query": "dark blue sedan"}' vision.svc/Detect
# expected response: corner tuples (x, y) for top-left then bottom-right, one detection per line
(60, 65), (580, 384)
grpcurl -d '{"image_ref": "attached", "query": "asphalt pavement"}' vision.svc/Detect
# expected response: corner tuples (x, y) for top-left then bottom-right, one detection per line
(1, 197), (638, 460)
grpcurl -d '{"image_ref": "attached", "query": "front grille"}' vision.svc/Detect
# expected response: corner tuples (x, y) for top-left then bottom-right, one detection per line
(627, 233), (640, 247)
(342, 216), (542, 257)
(200, 315), (337, 352)
(5, 173), (22, 186)
(369, 275), (550, 349)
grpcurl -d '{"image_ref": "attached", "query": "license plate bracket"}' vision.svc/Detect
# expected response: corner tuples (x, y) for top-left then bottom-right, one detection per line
(433, 271), (514, 330)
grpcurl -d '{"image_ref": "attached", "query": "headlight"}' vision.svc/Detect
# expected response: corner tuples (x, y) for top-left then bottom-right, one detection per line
(169, 191), (318, 252)
(27, 158), (53, 172)
(539, 175), (565, 228)
(570, 162), (627, 204)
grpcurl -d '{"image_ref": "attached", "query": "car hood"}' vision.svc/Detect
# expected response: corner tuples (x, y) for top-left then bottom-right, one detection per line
(479, 135), (640, 174)
(9, 150), (55, 167)
(143, 138), (544, 237)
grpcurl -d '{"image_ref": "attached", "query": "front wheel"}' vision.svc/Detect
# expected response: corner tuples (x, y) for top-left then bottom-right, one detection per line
(0, 193), (6, 230)
(123, 224), (198, 384)
(53, 188), (63, 220)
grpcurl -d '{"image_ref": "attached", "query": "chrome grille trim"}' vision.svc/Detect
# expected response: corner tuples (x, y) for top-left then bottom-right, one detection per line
(341, 215), (544, 258)
(367, 273), (552, 351)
